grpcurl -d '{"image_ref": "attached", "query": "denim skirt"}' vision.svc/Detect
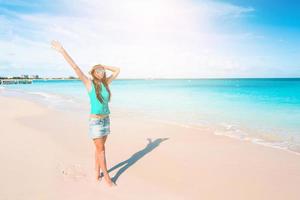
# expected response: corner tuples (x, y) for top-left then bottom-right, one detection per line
(88, 115), (111, 139)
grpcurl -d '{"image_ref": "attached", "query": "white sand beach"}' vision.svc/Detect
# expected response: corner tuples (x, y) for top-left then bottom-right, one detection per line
(1, 94), (300, 200)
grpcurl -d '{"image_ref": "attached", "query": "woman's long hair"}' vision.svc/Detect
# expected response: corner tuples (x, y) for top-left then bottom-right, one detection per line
(89, 64), (111, 103)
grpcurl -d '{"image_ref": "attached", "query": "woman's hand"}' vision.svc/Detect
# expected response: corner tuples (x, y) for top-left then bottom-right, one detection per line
(50, 40), (90, 88)
(51, 40), (64, 53)
(102, 64), (120, 72)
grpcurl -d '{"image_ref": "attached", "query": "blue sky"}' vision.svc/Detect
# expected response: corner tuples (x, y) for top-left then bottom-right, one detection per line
(216, 0), (300, 27)
(0, 0), (299, 78)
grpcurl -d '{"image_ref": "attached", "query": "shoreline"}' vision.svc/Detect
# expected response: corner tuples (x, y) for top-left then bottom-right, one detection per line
(1, 92), (300, 199)
(1, 77), (299, 81)
(1, 86), (300, 156)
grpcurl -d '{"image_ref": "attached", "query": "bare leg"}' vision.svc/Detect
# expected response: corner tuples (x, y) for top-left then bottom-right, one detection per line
(94, 135), (108, 180)
(94, 149), (101, 181)
(93, 135), (116, 186)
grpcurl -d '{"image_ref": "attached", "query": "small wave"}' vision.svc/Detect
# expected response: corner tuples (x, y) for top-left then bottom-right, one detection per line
(1, 88), (85, 113)
(148, 117), (295, 156)
(215, 122), (300, 156)
(27, 91), (75, 103)
(215, 122), (248, 140)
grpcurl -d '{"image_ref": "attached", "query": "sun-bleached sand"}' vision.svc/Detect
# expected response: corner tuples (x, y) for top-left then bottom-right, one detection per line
(1, 94), (300, 200)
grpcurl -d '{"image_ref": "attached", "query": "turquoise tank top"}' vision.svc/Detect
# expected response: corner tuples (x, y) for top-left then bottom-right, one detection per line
(88, 81), (110, 115)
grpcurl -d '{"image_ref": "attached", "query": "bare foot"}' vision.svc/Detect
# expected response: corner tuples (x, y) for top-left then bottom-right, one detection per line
(104, 175), (117, 187)
(95, 170), (102, 182)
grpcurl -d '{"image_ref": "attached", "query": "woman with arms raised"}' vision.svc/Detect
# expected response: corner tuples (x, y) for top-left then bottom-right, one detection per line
(51, 40), (120, 187)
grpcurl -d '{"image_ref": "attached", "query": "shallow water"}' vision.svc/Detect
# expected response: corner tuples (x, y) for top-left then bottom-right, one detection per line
(2, 78), (300, 153)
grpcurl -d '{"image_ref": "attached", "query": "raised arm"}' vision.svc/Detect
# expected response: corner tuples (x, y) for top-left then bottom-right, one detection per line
(50, 40), (90, 88)
(102, 64), (120, 84)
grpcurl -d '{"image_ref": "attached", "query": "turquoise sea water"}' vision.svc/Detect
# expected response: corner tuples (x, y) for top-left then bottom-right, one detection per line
(1, 78), (300, 153)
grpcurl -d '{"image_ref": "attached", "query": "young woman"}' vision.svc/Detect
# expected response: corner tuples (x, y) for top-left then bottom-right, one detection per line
(51, 40), (120, 187)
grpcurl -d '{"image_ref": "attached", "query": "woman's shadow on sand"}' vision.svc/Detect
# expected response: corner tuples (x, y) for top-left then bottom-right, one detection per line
(101, 138), (169, 183)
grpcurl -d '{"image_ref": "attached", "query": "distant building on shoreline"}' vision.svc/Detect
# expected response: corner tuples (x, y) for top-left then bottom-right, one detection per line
(0, 75), (40, 79)
(0, 75), (79, 80)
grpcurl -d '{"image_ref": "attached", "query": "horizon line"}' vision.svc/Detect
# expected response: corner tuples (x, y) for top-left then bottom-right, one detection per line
(1, 77), (300, 80)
